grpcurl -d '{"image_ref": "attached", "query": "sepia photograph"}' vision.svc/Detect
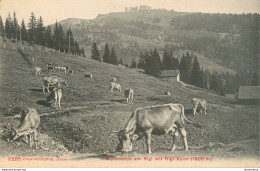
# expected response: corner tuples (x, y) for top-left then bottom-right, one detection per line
(0, 0), (259, 168)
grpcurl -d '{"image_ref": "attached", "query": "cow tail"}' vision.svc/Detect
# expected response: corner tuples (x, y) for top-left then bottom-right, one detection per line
(179, 104), (192, 124)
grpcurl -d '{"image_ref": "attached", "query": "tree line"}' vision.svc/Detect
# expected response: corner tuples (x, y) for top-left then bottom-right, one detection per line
(0, 12), (85, 56)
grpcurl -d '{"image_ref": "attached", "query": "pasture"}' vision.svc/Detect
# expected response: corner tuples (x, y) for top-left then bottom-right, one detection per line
(0, 41), (258, 161)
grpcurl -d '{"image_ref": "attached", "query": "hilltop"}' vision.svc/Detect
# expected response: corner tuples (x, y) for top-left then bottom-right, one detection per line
(0, 40), (258, 162)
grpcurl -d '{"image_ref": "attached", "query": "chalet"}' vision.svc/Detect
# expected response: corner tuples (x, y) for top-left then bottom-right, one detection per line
(161, 70), (180, 83)
(237, 86), (260, 104)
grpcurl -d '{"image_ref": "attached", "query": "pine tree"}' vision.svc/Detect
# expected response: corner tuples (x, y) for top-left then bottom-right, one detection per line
(53, 21), (59, 49)
(103, 43), (110, 63)
(91, 42), (101, 61)
(44, 26), (53, 48)
(12, 11), (19, 39)
(28, 12), (37, 43)
(137, 52), (145, 69)
(162, 50), (171, 70)
(36, 16), (45, 45)
(20, 19), (28, 42)
(5, 13), (13, 38)
(0, 16), (5, 37)
(81, 47), (85, 57)
(191, 56), (202, 87)
(150, 48), (161, 77)
(110, 47), (118, 65)
(66, 28), (74, 53)
(130, 58), (137, 68)
(144, 51), (152, 75)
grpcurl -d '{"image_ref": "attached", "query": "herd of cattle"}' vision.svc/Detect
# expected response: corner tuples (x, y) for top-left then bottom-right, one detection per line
(3, 60), (208, 154)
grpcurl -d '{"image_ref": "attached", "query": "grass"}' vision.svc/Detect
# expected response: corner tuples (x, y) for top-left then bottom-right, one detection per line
(0, 40), (258, 159)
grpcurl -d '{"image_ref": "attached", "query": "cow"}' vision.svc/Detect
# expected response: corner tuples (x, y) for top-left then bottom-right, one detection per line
(110, 82), (121, 93)
(35, 67), (41, 75)
(112, 104), (191, 154)
(47, 63), (53, 66)
(124, 88), (134, 104)
(8, 107), (40, 148)
(46, 85), (62, 109)
(31, 57), (35, 62)
(84, 72), (93, 79)
(164, 90), (171, 96)
(55, 66), (68, 74)
(110, 77), (117, 82)
(42, 76), (67, 93)
(192, 98), (207, 115)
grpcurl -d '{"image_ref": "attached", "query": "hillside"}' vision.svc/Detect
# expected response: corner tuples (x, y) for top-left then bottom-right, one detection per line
(56, 10), (246, 74)
(0, 41), (259, 163)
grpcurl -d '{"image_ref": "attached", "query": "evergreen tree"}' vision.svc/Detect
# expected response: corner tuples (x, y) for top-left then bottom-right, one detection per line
(162, 50), (171, 70)
(172, 57), (180, 70)
(5, 13), (13, 38)
(144, 51), (152, 75)
(110, 47), (118, 65)
(44, 26), (53, 48)
(0, 16), (5, 37)
(130, 58), (137, 68)
(103, 43), (111, 63)
(91, 42), (101, 61)
(191, 56), (202, 87)
(66, 28), (74, 53)
(81, 47), (85, 57)
(36, 16), (45, 45)
(28, 12), (37, 43)
(150, 48), (161, 77)
(20, 19), (28, 42)
(210, 71), (225, 95)
(137, 52), (145, 69)
(12, 11), (19, 39)
(53, 21), (59, 49)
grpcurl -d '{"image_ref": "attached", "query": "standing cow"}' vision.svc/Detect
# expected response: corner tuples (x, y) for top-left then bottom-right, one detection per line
(192, 98), (207, 115)
(124, 88), (134, 104)
(113, 103), (191, 154)
(46, 84), (63, 109)
(35, 67), (41, 75)
(42, 76), (67, 93)
(110, 82), (121, 92)
(8, 107), (40, 148)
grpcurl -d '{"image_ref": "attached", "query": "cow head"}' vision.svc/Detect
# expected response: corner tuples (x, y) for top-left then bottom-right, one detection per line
(113, 129), (140, 153)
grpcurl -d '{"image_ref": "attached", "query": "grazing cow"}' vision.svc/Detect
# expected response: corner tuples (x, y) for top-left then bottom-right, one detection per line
(84, 72), (93, 79)
(55, 66), (68, 74)
(192, 98), (207, 115)
(47, 66), (54, 72)
(110, 77), (117, 82)
(35, 67), (41, 75)
(8, 107), (40, 148)
(124, 88), (134, 104)
(164, 90), (171, 96)
(110, 82), (121, 92)
(113, 104), (191, 154)
(42, 76), (67, 93)
(46, 85), (62, 109)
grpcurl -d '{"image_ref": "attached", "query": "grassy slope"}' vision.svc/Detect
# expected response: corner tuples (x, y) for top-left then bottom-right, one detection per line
(0, 41), (258, 158)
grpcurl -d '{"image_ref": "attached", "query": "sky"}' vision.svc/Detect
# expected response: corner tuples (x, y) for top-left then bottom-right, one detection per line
(0, 0), (259, 25)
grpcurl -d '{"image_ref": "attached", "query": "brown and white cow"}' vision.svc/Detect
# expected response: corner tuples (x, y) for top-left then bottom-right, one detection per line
(124, 88), (134, 104)
(8, 107), (40, 148)
(110, 82), (121, 93)
(35, 67), (41, 75)
(192, 98), (207, 115)
(42, 76), (67, 93)
(46, 85), (63, 109)
(55, 66), (68, 74)
(113, 104), (191, 154)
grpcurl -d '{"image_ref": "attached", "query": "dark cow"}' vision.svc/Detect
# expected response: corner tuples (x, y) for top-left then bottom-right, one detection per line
(8, 107), (40, 148)
(113, 103), (191, 154)
(124, 88), (134, 104)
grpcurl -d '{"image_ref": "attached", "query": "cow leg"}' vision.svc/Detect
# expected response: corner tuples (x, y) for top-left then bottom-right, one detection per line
(28, 134), (32, 147)
(193, 107), (196, 115)
(33, 130), (38, 149)
(145, 129), (152, 154)
(179, 128), (188, 150)
(43, 86), (45, 93)
(204, 107), (207, 115)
